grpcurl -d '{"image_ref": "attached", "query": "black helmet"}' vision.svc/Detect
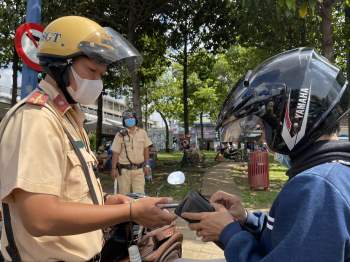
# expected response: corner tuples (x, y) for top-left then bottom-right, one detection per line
(122, 110), (138, 127)
(217, 47), (350, 155)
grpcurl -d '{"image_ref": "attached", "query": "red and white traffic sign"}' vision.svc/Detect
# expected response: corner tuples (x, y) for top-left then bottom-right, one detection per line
(15, 23), (44, 72)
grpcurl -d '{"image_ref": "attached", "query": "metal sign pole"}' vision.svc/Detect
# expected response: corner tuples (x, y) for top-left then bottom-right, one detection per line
(21, 0), (41, 99)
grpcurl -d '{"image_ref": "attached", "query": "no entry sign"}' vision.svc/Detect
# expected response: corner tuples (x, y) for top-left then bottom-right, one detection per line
(15, 23), (44, 72)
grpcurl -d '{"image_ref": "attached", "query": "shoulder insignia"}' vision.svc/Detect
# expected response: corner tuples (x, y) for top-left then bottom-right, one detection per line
(53, 94), (70, 114)
(118, 128), (128, 137)
(26, 91), (49, 106)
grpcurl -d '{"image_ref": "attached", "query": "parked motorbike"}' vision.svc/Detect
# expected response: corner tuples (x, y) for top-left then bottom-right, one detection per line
(101, 171), (185, 262)
(223, 148), (247, 162)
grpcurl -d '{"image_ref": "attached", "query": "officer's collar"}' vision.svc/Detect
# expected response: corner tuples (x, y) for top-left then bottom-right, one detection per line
(38, 80), (71, 115)
(127, 126), (139, 134)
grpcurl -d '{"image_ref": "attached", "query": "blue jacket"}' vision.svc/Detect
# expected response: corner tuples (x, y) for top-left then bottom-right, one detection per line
(219, 162), (350, 261)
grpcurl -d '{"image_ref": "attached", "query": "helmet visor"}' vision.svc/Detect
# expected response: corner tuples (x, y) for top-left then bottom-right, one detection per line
(220, 116), (261, 142)
(216, 79), (250, 129)
(220, 117), (241, 142)
(79, 27), (143, 70)
(216, 76), (286, 130)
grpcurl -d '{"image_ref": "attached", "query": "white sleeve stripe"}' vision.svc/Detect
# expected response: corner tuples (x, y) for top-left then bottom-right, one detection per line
(268, 215), (275, 223)
(266, 223), (274, 230)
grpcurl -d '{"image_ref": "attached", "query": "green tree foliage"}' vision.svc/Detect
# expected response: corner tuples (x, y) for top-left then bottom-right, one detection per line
(274, 0), (344, 62)
(0, 0), (25, 104)
(190, 46), (268, 122)
(147, 68), (182, 151)
(238, 0), (321, 53)
(79, 0), (173, 127)
(165, 0), (238, 135)
(147, 46), (269, 131)
(0, 0), (25, 67)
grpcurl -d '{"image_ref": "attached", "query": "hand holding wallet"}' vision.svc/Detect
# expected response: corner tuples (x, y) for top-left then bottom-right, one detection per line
(174, 190), (215, 223)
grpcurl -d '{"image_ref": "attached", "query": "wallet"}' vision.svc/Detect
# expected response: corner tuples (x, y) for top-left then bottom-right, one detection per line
(175, 190), (215, 223)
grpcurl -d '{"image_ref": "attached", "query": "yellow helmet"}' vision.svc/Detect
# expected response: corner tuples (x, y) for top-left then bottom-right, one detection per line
(38, 16), (142, 65)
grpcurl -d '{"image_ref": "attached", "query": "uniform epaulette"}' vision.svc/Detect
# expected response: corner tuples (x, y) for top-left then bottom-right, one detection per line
(118, 128), (128, 137)
(26, 90), (49, 106)
(53, 94), (70, 114)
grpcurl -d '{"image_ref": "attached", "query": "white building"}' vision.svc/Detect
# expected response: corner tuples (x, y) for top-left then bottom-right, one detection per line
(82, 95), (128, 136)
(0, 86), (155, 136)
(0, 85), (15, 120)
(82, 93), (155, 137)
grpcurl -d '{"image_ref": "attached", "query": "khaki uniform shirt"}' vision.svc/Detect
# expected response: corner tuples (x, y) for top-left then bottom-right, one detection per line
(111, 128), (152, 165)
(0, 80), (103, 261)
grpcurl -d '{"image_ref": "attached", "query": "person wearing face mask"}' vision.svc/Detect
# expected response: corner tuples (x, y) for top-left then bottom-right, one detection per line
(0, 16), (176, 262)
(274, 152), (291, 168)
(182, 48), (350, 262)
(111, 110), (153, 195)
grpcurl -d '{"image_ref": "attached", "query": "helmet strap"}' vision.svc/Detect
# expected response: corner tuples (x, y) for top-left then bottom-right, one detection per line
(47, 63), (76, 104)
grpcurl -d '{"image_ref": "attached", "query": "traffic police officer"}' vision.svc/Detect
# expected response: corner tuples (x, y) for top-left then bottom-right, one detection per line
(111, 110), (152, 194)
(0, 16), (175, 261)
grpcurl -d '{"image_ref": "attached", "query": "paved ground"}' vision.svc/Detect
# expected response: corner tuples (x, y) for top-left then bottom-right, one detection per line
(201, 161), (243, 198)
(178, 160), (241, 261)
(177, 217), (225, 260)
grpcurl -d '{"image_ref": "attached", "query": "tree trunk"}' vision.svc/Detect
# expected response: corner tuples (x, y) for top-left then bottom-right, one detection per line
(128, 1), (143, 128)
(11, 47), (19, 106)
(319, 0), (335, 62)
(183, 30), (189, 135)
(346, 5), (350, 140)
(200, 111), (204, 149)
(131, 69), (143, 128)
(96, 93), (103, 152)
(200, 112), (204, 139)
(144, 84), (148, 131)
(300, 18), (307, 46)
(157, 110), (170, 152)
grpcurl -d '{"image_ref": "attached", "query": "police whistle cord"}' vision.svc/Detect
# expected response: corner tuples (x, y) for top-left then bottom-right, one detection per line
(64, 128), (99, 205)
(0, 102), (27, 262)
(0, 100), (100, 262)
(0, 102), (99, 262)
(43, 105), (100, 205)
(2, 203), (22, 261)
(117, 132), (142, 176)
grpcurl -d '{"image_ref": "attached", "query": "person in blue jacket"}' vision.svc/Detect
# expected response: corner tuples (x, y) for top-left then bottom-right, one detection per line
(182, 48), (350, 261)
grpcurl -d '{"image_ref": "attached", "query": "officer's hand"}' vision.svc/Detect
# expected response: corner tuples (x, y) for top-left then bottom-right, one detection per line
(111, 168), (119, 179)
(105, 194), (131, 205)
(144, 167), (152, 182)
(210, 191), (247, 224)
(145, 174), (152, 183)
(131, 197), (176, 228)
(143, 166), (151, 176)
(182, 204), (234, 242)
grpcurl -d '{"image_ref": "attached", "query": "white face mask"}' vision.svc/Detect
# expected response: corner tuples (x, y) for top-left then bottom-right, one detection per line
(67, 66), (103, 105)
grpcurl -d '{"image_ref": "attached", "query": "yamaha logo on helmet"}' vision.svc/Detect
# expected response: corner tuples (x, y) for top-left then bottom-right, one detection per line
(295, 88), (310, 119)
(281, 86), (312, 151)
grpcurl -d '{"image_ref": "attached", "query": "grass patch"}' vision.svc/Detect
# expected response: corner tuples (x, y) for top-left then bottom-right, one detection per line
(145, 162), (205, 200)
(99, 151), (287, 209)
(233, 158), (288, 210)
(147, 151), (217, 200)
(99, 150), (218, 200)
(157, 152), (184, 161)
